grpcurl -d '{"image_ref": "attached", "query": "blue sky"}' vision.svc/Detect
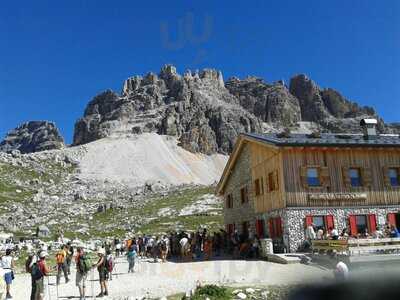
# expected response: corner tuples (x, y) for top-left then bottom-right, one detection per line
(0, 0), (399, 144)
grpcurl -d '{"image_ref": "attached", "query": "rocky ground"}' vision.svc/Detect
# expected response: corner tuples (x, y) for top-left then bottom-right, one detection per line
(11, 256), (333, 299)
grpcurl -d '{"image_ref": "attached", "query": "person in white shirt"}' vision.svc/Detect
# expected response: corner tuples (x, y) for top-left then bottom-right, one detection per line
(317, 228), (324, 240)
(0, 249), (15, 299)
(372, 226), (383, 239)
(305, 224), (316, 241)
(179, 236), (189, 260)
(334, 261), (349, 280)
(330, 227), (339, 240)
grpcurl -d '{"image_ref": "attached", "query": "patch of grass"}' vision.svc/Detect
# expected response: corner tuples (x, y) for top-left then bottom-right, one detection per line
(82, 186), (222, 238)
(192, 285), (230, 300)
(167, 285), (293, 300)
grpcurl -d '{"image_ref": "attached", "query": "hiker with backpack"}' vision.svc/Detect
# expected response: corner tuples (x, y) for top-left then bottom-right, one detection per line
(33, 251), (50, 300)
(66, 242), (74, 275)
(25, 252), (38, 300)
(105, 249), (114, 281)
(55, 245), (69, 285)
(93, 248), (109, 297)
(127, 246), (137, 273)
(76, 247), (91, 300)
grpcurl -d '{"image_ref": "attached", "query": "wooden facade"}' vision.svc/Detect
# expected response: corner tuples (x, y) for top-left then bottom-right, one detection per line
(281, 147), (400, 209)
(218, 135), (400, 214)
(250, 142), (285, 213)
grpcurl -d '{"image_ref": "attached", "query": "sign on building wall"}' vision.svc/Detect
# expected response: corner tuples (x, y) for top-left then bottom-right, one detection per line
(307, 193), (367, 206)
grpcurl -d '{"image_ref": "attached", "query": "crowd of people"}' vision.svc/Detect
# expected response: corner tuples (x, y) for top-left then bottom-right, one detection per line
(305, 223), (400, 243)
(304, 222), (400, 251)
(110, 229), (262, 263)
(0, 228), (262, 300)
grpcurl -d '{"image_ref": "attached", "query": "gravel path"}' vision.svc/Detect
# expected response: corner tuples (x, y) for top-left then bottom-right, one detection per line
(11, 257), (332, 299)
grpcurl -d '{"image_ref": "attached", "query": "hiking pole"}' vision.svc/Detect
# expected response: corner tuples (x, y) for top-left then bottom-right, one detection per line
(56, 277), (59, 300)
(47, 276), (51, 300)
(91, 268), (95, 300)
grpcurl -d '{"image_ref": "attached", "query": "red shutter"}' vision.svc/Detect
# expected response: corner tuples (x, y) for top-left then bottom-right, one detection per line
(256, 220), (264, 238)
(388, 213), (397, 227)
(368, 214), (377, 233)
(275, 217), (283, 237)
(305, 215), (313, 228)
(268, 219), (275, 239)
(227, 224), (235, 235)
(349, 215), (357, 236)
(325, 215), (334, 231)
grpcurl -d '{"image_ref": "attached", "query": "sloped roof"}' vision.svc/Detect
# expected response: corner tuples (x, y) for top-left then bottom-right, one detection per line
(216, 132), (400, 195)
(244, 132), (400, 148)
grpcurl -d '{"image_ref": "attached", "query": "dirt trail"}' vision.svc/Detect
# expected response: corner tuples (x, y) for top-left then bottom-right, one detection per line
(11, 257), (332, 299)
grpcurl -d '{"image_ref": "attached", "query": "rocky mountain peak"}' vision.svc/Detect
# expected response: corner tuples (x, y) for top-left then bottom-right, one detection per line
(160, 64), (178, 79)
(3, 66), (393, 156)
(71, 66), (395, 154)
(0, 121), (65, 154)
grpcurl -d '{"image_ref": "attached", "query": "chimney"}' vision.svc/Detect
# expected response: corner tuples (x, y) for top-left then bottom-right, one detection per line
(360, 118), (378, 139)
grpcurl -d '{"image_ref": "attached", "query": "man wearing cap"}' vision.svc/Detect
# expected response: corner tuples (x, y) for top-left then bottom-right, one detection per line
(93, 248), (109, 297)
(25, 252), (37, 300)
(76, 247), (88, 300)
(35, 251), (50, 300)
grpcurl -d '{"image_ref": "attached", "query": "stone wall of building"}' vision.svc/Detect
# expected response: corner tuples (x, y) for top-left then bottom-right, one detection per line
(259, 206), (400, 252)
(223, 143), (256, 234)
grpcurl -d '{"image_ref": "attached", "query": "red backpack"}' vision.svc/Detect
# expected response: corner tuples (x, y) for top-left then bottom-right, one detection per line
(107, 257), (114, 273)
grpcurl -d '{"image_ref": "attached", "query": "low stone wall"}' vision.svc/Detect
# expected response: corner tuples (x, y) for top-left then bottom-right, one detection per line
(259, 238), (273, 257)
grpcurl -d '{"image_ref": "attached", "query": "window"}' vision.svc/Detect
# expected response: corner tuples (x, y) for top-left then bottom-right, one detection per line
(305, 215), (334, 232)
(268, 171), (279, 191)
(349, 168), (362, 187)
(349, 214), (377, 236)
(242, 221), (249, 238)
(254, 178), (262, 196)
(312, 216), (325, 231)
(389, 168), (400, 187)
(355, 215), (368, 234)
(226, 194), (233, 209)
(268, 217), (282, 239)
(307, 168), (320, 187)
(226, 224), (234, 235)
(240, 186), (249, 203)
(255, 219), (265, 238)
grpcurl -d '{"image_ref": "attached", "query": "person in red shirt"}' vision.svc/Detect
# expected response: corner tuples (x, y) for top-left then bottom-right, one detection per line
(35, 251), (51, 300)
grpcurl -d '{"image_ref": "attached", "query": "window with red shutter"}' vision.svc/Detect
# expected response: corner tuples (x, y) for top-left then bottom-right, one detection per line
(349, 215), (357, 236)
(226, 194), (233, 208)
(226, 224), (232, 235)
(256, 219), (264, 238)
(368, 214), (377, 233)
(268, 219), (275, 239)
(325, 215), (334, 230)
(388, 213), (397, 227)
(305, 215), (313, 228)
(275, 217), (282, 237)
